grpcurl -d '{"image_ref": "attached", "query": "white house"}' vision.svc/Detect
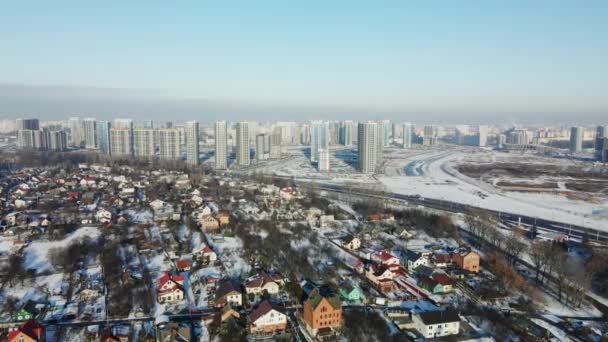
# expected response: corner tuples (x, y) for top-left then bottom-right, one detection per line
(248, 301), (288, 334)
(95, 209), (112, 224)
(341, 236), (361, 251)
(245, 272), (281, 295)
(413, 310), (460, 338)
(157, 273), (185, 304)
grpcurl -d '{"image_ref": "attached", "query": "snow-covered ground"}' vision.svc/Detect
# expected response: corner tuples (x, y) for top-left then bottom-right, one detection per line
(23, 226), (101, 273)
(260, 146), (608, 231)
(379, 148), (608, 230)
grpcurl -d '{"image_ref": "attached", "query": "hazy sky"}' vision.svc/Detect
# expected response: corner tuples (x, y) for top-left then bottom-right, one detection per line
(1, 1), (606, 123)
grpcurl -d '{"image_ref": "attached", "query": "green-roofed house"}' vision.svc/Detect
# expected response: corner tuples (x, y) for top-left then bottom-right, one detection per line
(303, 288), (342, 337)
(14, 308), (33, 322)
(338, 281), (361, 302)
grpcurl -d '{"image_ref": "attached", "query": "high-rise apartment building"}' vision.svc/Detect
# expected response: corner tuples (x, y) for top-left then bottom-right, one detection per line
(159, 129), (181, 161)
(236, 121), (250, 167)
(382, 120), (391, 147)
(68, 117), (83, 147)
(595, 125), (607, 159)
(340, 121), (355, 146)
(215, 121), (228, 169)
(83, 118), (97, 149)
(477, 125), (488, 147)
(402, 123), (412, 148)
(256, 134), (269, 161)
(110, 128), (133, 157)
(48, 130), (68, 151)
(375, 121), (384, 164)
(570, 126), (583, 153)
(300, 124), (311, 145)
(17, 129), (43, 149)
(358, 122), (378, 174)
(113, 118), (134, 154)
(318, 149), (330, 171)
(423, 125), (435, 146)
(185, 121), (200, 165)
(96, 121), (112, 155)
(133, 128), (156, 159)
(310, 120), (329, 163)
(269, 126), (281, 159)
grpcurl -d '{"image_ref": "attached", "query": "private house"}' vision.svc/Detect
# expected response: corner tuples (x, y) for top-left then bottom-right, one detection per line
(432, 253), (451, 268)
(8, 320), (44, 342)
(95, 209), (112, 224)
(217, 210), (230, 226)
(419, 274), (454, 294)
(371, 250), (401, 272)
(245, 272), (282, 296)
(338, 281), (361, 302)
(14, 308), (34, 322)
(365, 264), (395, 293)
(302, 288), (342, 338)
(341, 235), (361, 251)
(176, 259), (192, 272)
(156, 273), (185, 303)
(200, 215), (220, 232)
(248, 300), (288, 335)
(193, 244), (217, 264)
(214, 280), (243, 308)
(413, 310), (460, 339)
(452, 250), (480, 273)
(404, 250), (431, 272)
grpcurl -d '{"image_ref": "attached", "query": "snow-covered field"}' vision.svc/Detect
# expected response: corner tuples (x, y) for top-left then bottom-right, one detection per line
(256, 145), (608, 231)
(379, 148), (608, 231)
(23, 226), (101, 273)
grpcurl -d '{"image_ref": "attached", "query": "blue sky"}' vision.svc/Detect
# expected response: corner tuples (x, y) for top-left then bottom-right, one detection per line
(1, 1), (606, 122)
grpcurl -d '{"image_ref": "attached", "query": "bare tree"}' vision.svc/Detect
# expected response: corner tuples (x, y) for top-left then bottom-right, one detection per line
(504, 231), (526, 264)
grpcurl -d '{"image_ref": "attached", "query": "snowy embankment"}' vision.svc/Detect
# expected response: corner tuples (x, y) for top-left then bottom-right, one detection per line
(23, 226), (101, 274)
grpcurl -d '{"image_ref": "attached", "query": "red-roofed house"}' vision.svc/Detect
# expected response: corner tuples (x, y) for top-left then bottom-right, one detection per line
(157, 273), (185, 303)
(176, 259), (192, 272)
(365, 264), (395, 293)
(8, 320), (44, 342)
(371, 250), (400, 271)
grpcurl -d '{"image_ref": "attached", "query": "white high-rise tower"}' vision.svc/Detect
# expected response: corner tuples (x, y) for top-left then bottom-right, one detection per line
(358, 122), (378, 174)
(186, 121), (200, 165)
(215, 121), (228, 169)
(236, 121), (250, 167)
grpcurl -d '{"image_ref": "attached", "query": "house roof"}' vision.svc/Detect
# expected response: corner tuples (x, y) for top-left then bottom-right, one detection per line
(248, 300), (284, 323)
(215, 279), (242, 300)
(157, 273), (184, 290)
(176, 259), (191, 269)
(307, 288), (341, 311)
(374, 250), (397, 262)
(418, 310), (460, 325)
(8, 319), (43, 341)
(433, 253), (451, 263)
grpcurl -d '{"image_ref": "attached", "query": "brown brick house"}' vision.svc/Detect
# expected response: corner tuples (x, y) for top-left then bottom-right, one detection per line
(452, 250), (480, 273)
(302, 289), (342, 337)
